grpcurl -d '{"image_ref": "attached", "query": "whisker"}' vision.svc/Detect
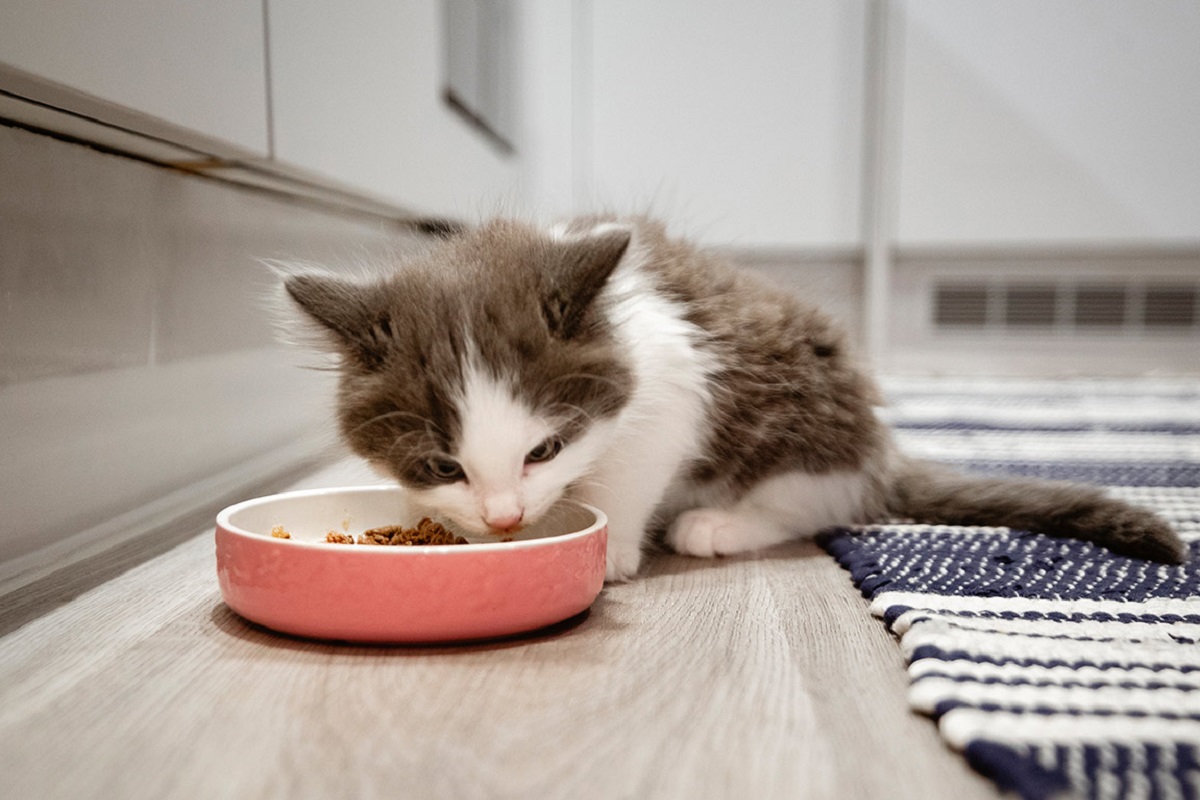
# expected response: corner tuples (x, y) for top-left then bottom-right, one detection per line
(544, 401), (600, 428)
(384, 429), (429, 460)
(572, 476), (615, 496)
(344, 409), (445, 439)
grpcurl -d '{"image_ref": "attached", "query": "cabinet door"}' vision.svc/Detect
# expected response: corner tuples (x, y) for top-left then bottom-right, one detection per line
(896, 0), (1200, 244)
(0, 0), (269, 156)
(267, 0), (520, 219)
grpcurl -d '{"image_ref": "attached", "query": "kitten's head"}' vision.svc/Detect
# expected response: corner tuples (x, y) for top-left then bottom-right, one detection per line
(284, 219), (634, 535)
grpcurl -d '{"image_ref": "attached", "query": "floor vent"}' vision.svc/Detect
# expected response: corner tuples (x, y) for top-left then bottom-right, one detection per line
(934, 281), (1199, 334)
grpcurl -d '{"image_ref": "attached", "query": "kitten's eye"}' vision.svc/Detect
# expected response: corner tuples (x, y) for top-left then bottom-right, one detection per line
(525, 436), (563, 465)
(425, 457), (465, 482)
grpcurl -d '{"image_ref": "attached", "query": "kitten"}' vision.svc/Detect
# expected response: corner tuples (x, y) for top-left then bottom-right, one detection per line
(283, 215), (1187, 581)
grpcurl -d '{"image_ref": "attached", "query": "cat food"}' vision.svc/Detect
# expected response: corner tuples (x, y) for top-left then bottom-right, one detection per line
(355, 518), (468, 546)
(308, 518), (467, 546)
(272, 518), (467, 545)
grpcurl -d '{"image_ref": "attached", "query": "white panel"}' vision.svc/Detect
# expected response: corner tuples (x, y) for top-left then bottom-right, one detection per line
(587, 0), (866, 248)
(0, 0), (268, 155)
(897, 0), (1200, 245)
(513, 0), (576, 217)
(268, 0), (522, 219)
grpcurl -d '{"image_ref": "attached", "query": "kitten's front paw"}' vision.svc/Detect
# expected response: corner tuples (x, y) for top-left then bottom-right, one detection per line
(605, 541), (643, 582)
(667, 507), (753, 558)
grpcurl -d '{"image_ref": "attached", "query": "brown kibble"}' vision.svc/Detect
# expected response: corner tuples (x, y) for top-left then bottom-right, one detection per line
(364, 518), (468, 546)
(277, 519), (467, 546)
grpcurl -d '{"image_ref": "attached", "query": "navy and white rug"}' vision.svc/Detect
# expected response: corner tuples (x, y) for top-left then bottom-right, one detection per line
(820, 377), (1200, 800)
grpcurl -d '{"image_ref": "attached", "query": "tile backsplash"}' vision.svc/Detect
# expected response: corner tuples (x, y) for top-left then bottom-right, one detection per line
(0, 123), (425, 584)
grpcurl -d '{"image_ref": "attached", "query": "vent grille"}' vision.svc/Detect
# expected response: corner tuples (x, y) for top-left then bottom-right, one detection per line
(933, 286), (989, 327)
(1145, 287), (1197, 328)
(1075, 286), (1128, 328)
(1004, 285), (1057, 327)
(933, 281), (1199, 334)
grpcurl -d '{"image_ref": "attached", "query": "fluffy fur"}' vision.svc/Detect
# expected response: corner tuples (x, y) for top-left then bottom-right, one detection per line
(283, 216), (1187, 580)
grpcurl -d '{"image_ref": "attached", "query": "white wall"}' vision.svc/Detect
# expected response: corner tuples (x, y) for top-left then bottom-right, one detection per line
(268, 0), (522, 220)
(896, 0), (1200, 246)
(518, 1), (1200, 251)
(5, 0), (1198, 247)
(512, 0), (578, 220)
(581, 0), (867, 248)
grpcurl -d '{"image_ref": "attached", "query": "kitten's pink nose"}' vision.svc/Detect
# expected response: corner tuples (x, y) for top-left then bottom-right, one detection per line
(483, 494), (524, 531)
(484, 510), (524, 531)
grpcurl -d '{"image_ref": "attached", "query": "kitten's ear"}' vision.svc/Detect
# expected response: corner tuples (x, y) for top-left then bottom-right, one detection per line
(284, 273), (390, 369)
(544, 227), (631, 338)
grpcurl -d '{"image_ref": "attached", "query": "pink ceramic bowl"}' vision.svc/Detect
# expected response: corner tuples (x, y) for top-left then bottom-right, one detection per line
(215, 486), (607, 644)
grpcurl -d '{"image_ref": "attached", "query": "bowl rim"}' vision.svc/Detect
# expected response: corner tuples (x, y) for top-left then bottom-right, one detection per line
(215, 484), (608, 554)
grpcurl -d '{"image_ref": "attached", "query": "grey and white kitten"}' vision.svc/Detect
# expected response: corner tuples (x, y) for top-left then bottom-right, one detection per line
(284, 216), (1186, 581)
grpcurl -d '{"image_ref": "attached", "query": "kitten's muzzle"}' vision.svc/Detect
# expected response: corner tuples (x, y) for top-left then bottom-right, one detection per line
(484, 510), (524, 532)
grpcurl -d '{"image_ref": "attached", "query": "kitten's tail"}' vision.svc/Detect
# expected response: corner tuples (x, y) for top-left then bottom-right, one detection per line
(884, 457), (1187, 564)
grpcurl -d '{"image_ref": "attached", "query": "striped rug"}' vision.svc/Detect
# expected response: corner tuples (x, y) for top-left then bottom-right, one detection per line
(820, 377), (1200, 800)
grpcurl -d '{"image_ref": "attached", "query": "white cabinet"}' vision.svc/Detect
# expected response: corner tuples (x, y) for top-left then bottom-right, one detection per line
(0, 0), (269, 156)
(0, 0), (521, 218)
(266, 0), (522, 219)
(585, 0), (868, 248)
(9, 1), (1194, 243)
(896, 0), (1200, 245)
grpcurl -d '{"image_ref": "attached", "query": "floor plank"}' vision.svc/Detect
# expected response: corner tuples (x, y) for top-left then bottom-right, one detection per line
(0, 460), (999, 799)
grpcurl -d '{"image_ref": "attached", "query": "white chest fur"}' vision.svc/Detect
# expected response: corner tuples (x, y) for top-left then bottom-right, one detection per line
(574, 250), (716, 579)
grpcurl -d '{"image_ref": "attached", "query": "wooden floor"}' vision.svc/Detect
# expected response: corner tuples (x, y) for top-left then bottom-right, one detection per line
(0, 459), (999, 800)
